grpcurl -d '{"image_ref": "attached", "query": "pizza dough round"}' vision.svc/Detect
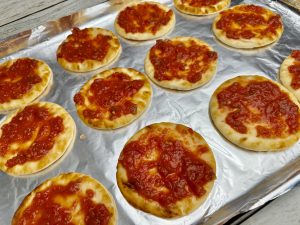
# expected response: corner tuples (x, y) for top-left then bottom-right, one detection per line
(117, 122), (216, 218)
(145, 36), (218, 90)
(74, 67), (152, 129)
(280, 50), (300, 102)
(0, 58), (52, 114)
(212, 4), (284, 49)
(174, 0), (231, 16)
(0, 102), (76, 176)
(114, 1), (175, 41)
(210, 75), (300, 151)
(57, 27), (121, 72)
(12, 172), (117, 225)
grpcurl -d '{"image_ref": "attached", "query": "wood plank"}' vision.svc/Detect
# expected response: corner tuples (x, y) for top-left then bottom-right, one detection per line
(0, 0), (104, 40)
(241, 186), (300, 225)
(0, 0), (64, 26)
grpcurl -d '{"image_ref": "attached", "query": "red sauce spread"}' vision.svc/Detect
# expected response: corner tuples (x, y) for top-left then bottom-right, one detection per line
(16, 180), (111, 225)
(57, 27), (112, 63)
(183, 0), (220, 7)
(291, 50), (300, 61)
(74, 72), (144, 120)
(119, 130), (215, 207)
(288, 50), (300, 89)
(149, 39), (217, 83)
(81, 189), (111, 225)
(216, 5), (282, 39)
(217, 80), (299, 138)
(0, 58), (42, 103)
(0, 105), (64, 168)
(117, 3), (173, 34)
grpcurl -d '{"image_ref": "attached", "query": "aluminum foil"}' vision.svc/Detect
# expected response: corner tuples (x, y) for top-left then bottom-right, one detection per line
(0, 0), (300, 224)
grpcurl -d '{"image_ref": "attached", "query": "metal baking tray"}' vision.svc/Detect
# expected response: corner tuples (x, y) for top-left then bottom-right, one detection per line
(0, 0), (299, 224)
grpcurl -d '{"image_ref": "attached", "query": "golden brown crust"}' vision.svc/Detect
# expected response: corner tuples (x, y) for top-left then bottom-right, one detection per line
(12, 172), (117, 225)
(114, 1), (175, 41)
(74, 67), (152, 129)
(212, 4), (284, 49)
(280, 53), (300, 101)
(144, 36), (218, 90)
(0, 102), (76, 176)
(210, 75), (300, 151)
(0, 58), (52, 113)
(57, 28), (121, 72)
(174, 0), (231, 15)
(117, 122), (216, 218)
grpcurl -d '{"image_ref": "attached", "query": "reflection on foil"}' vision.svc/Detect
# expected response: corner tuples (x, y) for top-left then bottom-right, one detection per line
(0, 0), (300, 225)
(0, 30), (32, 57)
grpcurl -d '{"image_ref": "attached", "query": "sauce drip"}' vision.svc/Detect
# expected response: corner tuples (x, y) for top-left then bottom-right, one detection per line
(288, 50), (300, 89)
(57, 27), (112, 63)
(216, 5), (282, 39)
(149, 39), (217, 83)
(119, 131), (215, 207)
(217, 80), (299, 137)
(74, 72), (144, 120)
(0, 105), (64, 168)
(0, 58), (42, 103)
(183, 0), (220, 7)
(16, 180), (111, 225)
(117, 3), (173, 34)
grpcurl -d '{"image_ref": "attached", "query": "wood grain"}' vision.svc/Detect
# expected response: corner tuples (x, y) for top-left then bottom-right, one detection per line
(0, 0), (104, 40)
(241, 186), (300, 225)
(279, 0), (300, 10)
(0, 0), (64, 26)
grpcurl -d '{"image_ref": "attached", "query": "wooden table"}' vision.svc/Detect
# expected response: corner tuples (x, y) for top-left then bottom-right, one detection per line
(0, 0), (299, 224)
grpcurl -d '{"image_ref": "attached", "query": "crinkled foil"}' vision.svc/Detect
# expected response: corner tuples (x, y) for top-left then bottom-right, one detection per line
(0, 0), (300, 224)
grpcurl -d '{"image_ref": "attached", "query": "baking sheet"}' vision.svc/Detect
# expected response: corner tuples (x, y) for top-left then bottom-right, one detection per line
(0, 0), (300, 224)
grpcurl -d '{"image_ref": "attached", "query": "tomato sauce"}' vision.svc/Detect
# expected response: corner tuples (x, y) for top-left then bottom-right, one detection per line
(291, 50), (300, 61)
(57, 27), (112, 63)
(119, 131), (215, 207)
(149, 39), (217, 83)
(81, 189), (111, 225)
(238, 4), (267, 14)
(16, 180), (111, 225)
(0, 105), (64, 168)
(183, 0), (220, 7)
(0, 58), (42, 103)
(74, 72), (144, 120)
(289, 50), (300, 89)
(216, 5), (282, 39)
(117, 3), (173, 34)
(217, 80), (299, 138)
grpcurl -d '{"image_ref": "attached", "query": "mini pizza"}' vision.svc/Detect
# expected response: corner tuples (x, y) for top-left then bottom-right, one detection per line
(114, 1), (175, 40)
(145, 37), (218, 90)
(174, 0), (230, 16)
(73, 67), (152, 129)
(117, 122), (216, 218)
(0, 58), (52, 113)
(57, 27), (121, 72)
(212, 4), (283, 49)
(280, 50), (300, 102)
(12, 172), (117, 225)
(0, 102), (76, 176)
(210, 75), (300, 151)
